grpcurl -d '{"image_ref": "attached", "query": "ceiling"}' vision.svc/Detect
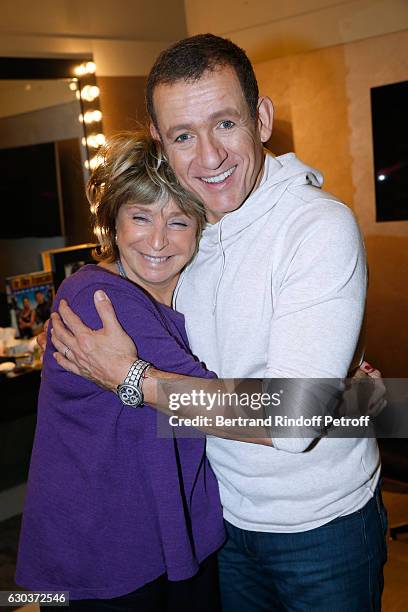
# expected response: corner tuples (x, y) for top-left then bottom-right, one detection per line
(0, 0), (187, 42)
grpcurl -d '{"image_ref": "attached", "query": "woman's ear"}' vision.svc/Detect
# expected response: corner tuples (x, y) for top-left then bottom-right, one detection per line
(150, 122), (161, 142)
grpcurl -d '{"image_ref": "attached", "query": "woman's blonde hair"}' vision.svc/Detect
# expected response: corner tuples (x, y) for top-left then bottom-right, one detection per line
(88, 131), (206, 262)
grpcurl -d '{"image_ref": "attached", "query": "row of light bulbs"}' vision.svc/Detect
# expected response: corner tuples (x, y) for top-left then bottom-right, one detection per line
(73, 61), (105, 173)
(79, 110), (103, 124)
(82, 133), (106, 149)
(84, 154), (104, 171)
(74, 61), (96, 76)
(72, 83), (100, 102)
(80, 84), (100, 102)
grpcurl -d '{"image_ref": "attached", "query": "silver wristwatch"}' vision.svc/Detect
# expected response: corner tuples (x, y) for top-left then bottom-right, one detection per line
(116, 359), (151, 407)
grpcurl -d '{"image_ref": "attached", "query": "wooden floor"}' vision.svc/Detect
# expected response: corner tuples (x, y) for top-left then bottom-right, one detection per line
(1, 484), (406, 611)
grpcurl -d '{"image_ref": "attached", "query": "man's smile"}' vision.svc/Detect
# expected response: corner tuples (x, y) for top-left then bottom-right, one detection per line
(199, 165), (237, 184)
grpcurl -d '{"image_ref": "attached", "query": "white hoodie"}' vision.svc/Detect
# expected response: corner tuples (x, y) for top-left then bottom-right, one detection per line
(174, 152), (380, 532)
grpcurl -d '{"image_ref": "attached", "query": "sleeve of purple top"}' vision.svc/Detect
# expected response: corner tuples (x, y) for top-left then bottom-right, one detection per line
(64, 278), (217, 380)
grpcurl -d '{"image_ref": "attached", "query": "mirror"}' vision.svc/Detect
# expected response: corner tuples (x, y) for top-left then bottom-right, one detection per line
(0, 58), (99, 326)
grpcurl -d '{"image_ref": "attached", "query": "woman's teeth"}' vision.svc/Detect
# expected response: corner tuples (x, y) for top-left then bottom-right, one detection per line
(201, 166), (236, 184)
(142, 255), (170, 263)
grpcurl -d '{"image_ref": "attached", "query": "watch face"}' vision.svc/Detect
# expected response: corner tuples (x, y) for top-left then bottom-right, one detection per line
(117, 384), (143, 407)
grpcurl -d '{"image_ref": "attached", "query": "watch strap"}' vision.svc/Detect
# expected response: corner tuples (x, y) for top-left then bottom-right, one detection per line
(117, 359), (151, 406)
(123, 359), (151, 387)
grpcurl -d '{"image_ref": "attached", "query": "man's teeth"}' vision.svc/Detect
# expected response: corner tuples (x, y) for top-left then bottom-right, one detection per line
(201, 166), (236, 184)
(142, 255), (169, 263)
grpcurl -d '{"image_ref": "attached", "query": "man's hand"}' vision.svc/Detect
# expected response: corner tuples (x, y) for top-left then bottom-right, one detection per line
(51, 290), (137, 391)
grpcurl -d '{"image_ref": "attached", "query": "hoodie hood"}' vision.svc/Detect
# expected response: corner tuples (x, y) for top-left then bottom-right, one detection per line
(175, 151), (324, 312)
(200, 151), (323, 247)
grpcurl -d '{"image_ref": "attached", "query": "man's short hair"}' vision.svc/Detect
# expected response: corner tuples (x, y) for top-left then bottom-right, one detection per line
(146, 33), (259, 129)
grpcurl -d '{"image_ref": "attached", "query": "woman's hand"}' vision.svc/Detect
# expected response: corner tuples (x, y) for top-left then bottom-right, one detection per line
(351, 361), (386, 416)
(37, 319), (49, 353)
(51, 290), (138, 391)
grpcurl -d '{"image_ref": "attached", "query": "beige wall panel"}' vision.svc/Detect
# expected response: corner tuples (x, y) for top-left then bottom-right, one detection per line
(0, 1), (184, 76)
(0, 34), (93, 59)
(289, 45), (353, 207)
(92, 40), (173, 77)
(185, 0), (408, 63)
(98, 76), (148, 136)
(255, 46), (353, 206)
(344, 29), (408, 237)
(185, 0), (351, 35)
(255, 30), (408, 374)
(0, 0), (186, 41)
(255, 57), (295, 155)
(365, 235), (408, 377)
(0, 37), (173, 77)
(344, 30), (408, 376)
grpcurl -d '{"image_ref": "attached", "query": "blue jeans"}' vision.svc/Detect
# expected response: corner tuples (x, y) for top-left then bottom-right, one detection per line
(218, 487), (388, 611)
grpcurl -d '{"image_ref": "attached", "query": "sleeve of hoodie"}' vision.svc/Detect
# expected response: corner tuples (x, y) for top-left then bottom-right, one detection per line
(265, 195), (367, 453)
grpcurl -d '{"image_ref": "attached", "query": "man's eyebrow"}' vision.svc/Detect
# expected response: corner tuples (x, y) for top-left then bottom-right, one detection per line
(166, 108), (240, 138)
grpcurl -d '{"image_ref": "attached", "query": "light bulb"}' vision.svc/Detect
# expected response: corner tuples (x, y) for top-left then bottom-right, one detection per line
(83, 110), (103, 124)
(80, 85), (100, 102)
(74, 64), (87, 77)
(89, 154), (103, 170)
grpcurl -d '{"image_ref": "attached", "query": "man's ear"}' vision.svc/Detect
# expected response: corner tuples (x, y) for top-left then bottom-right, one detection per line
(257, 96), (274, 143)
(149, 122), (161, 142)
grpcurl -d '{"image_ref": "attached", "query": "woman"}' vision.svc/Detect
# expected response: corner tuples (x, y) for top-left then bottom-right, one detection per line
(16, 134), (225, 611)
(18, 297), (36, 338)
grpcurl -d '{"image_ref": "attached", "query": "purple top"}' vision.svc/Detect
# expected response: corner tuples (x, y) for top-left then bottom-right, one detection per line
(16, 265), (224, 599)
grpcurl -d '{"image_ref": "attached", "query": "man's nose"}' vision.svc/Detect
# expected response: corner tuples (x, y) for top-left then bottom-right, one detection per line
(197, 134), (227, 170)
(148, 224), (169, 251)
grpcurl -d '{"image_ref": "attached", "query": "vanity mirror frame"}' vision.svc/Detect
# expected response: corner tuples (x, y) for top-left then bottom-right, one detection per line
(0, 56), (104, 172)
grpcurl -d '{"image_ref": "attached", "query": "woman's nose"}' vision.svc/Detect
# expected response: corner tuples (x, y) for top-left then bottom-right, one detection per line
(147, 224), (169, 251)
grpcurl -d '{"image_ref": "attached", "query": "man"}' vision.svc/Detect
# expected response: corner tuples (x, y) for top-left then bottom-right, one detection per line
(35, 291), (51, 325)
(51, 35), (386, 610)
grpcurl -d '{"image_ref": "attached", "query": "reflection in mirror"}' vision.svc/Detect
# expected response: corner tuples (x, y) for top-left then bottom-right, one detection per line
(0, 77), (92, 325)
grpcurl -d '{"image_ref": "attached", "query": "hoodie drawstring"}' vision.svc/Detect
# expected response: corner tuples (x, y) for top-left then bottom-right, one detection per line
(212, 218), (226, 314)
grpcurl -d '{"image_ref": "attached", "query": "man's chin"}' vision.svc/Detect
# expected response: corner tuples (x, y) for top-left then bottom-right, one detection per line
(206, 203), (243, 223)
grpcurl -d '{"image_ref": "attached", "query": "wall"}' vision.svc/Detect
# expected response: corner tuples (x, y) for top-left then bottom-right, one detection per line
(0, 101), (82, 148)
(254, 29), (408, 376)
(0, 0), (187, 44)
(98, 76), (148, 136)
(0, 2), (186, 208)
(0, 79), (77, 118)
(0, 1), (186, 75)
(185, 0), (408, 63)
